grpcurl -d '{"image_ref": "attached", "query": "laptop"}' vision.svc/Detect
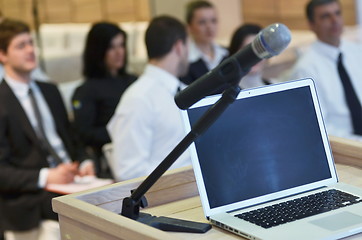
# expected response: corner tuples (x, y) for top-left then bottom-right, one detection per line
(181, 78), (362, 240)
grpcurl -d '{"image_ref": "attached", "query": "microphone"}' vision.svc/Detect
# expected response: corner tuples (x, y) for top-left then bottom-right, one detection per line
(175, 23), (292, 110)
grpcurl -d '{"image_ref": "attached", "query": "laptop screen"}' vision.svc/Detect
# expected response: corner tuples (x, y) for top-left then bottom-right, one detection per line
(186, 82), (333, 210)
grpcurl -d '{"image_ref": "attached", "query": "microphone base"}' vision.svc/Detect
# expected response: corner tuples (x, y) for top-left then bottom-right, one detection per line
(121, 197), (211, 233)
(136, 212), (212, 233)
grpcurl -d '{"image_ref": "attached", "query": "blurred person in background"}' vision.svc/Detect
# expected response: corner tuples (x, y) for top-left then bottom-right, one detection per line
(288, 0), (362, 141)
(0, 18), (94, 240)
(107, 16), (191, 181)
(72, 22), (137, 178)
(228, 23), (272, 89)
(0, 10), (48, 83)
(181, 0), (228, 85)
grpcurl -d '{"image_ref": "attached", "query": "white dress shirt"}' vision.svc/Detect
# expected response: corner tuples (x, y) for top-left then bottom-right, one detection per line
(188, 40), (228, 70)
(289, 40), (362, 141)
(107, 64), (191, 181)
(5, 76), (70, 187)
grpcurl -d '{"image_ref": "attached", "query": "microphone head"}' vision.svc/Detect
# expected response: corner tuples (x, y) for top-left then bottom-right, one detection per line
(252, 23), (291, 59)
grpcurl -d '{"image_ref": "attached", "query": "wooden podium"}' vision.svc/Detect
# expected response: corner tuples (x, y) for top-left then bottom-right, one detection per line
(52, 136), (362, 240)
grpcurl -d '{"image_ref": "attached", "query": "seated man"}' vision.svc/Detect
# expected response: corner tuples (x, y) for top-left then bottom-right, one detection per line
(0, 19), (95, 240)
(288, 0), (362, 141)
(107, 16), (191, 181)
(0, 12), (48, 82)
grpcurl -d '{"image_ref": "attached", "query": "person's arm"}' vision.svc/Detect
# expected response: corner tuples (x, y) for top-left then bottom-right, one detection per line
(44, 82), (95, 171)
(78, 160), (95, 176)
(72, 84), (110, 146)
(0, 111), (82, 191)
(0, 111), (43, 192)
(107, 96), (155, 181)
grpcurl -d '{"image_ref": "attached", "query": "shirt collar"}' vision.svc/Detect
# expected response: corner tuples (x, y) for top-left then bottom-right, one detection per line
(5, 75), (38, 99)
(188, 39), (228, 63)
(312, 40), (343, 61)
(144, 64), (181, 95)
(5, 75), (31, 97)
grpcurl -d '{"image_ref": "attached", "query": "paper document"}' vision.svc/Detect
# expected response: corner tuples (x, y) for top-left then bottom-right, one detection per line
(46, 175), (113, 194)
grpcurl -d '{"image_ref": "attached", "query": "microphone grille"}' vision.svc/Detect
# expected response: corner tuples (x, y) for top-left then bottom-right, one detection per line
(252, 23), (291, 59)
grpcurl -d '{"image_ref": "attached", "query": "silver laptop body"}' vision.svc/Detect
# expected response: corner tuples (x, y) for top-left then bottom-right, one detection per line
(182, 78), (362, 240)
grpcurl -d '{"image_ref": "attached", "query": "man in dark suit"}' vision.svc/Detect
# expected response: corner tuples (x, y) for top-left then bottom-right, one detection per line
(0, 19), (95, 240)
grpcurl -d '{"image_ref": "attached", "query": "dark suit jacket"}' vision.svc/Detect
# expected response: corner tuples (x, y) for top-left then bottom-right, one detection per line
(180, 58), (209, 85)
(72, 74), (136, 178)
(0, 80), (88, 231)
(180, 56), (230, 95)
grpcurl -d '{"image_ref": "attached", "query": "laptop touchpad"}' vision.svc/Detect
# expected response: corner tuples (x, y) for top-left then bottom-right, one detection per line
(310, 212), (362, 231)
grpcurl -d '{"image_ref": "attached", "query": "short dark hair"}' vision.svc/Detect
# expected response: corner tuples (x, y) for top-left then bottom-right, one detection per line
(306, 0), (339, 22)
(0, 19), (30, 53)
(185, 0), (214, 24)
(83, 21), (127, 78)
(145, 15), (187, 59)
(228, 23), (262, 56)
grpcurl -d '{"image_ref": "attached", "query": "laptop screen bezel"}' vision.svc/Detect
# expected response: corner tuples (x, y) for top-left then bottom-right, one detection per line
(181, 78), (338, 218)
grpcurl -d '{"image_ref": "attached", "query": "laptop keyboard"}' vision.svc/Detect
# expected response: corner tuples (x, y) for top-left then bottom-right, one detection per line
(235, 189), (362, 229)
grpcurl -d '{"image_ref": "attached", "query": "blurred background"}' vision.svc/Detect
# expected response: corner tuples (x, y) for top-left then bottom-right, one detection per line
(1, 0), (361, 87)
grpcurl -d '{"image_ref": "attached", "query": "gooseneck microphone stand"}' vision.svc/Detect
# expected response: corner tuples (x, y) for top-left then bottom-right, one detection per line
(121, 85), (241, 233)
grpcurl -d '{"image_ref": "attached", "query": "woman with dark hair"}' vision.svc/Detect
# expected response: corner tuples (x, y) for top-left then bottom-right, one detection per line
(229, 23), (272, 89)
(72, 22), (137, 178)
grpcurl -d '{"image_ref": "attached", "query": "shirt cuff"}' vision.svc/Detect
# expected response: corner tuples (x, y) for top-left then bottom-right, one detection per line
(80, 159), (93, 170)
(38, 168), (49, 188)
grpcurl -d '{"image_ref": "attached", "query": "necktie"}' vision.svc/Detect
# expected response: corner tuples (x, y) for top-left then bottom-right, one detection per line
(337, 53), (362, 135)
(28, 88), (63, 167)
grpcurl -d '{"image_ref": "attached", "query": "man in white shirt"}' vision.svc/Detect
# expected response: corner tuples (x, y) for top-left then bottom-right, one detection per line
(107, 16), (191, 181)
(0, 19), (94, 240)
(181, 0), (228, 85)
(288, 0), (362, 141)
